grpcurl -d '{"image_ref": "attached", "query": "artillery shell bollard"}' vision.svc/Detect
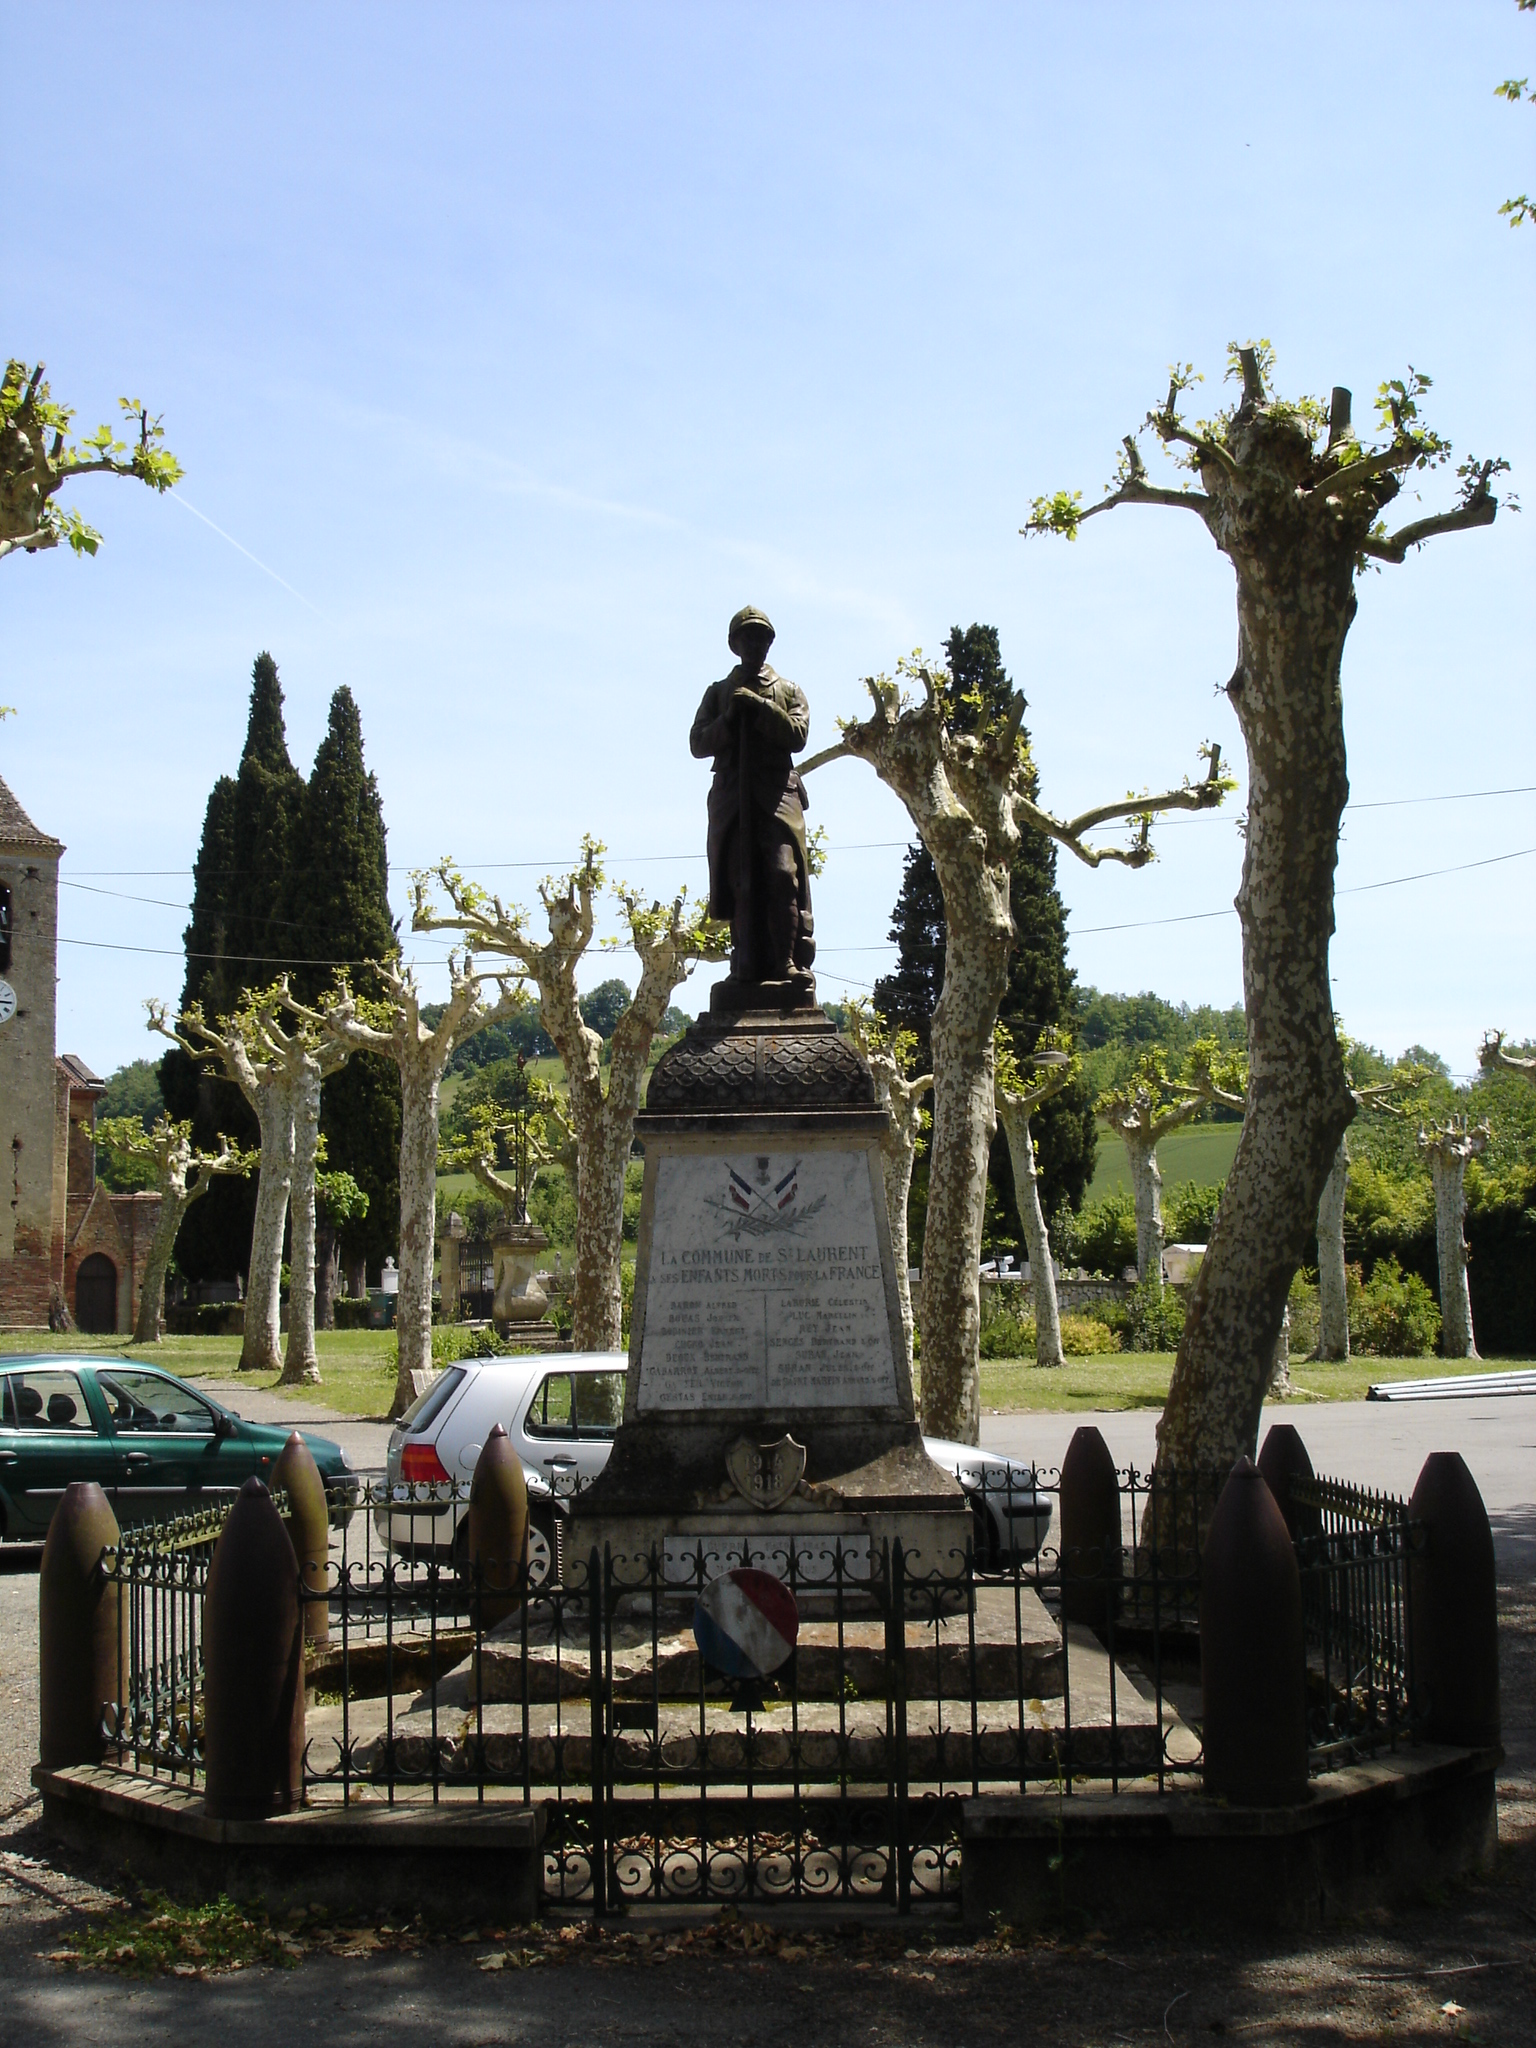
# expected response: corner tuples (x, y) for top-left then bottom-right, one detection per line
(1200, 1458), (1308, 1807)
(1408, 1452), (1500, 1748)
(203, 1477), (305, 1821)
(1059, 1424), (1122, 1627)
(39, 1482), (128, 1769)
(1257, 1423), (1324, 1546)
(271, 1430), (330, 1644)
(469, 1423), (530, 1631)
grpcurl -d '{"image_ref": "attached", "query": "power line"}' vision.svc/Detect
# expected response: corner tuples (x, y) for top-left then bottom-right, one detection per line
(50, 784), (1536, 881)
(53, 843), (1536, 964)
(814, 844), (1536, 950)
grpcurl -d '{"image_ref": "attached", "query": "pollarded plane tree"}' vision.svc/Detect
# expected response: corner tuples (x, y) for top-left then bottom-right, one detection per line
(295, 954), (526, 1420)
(413, 841), (731, 1354)
(1096, 1051), (1211, 1290)
(1479, 1030), (1536, 1084)
(993, 1026), (1080, 1370)
(151, 983), (352, 1384)
(94, 1118), (255, 1345)
(1418, 1116), (1491, 1361)
(1312, 1044), (1428, 1362)
(1, 360), (180, 564)
(843, 1000), (933, 1376)
(1028, 343), (1507, 1473)
(438, 1090), (568, 1221)
(314, 1166), (369, 1329)
(801, 655), (1230, 1444)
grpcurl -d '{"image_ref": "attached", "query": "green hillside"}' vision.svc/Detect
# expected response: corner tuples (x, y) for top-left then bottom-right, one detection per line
(1087, 1119), (1242, 1202)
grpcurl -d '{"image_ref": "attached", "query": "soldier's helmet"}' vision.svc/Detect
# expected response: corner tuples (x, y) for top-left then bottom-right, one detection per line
(728, 605), (776, 654)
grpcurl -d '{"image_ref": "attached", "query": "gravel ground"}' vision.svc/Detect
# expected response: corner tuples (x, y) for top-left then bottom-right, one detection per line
(2, 1397), (1532, 2043)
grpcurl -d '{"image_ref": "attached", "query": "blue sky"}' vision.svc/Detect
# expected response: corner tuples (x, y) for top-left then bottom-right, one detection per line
(3, 1), (1532, 1081)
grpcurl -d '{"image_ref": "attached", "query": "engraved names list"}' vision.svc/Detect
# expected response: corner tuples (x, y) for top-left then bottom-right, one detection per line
(635, 1150), (900, 1413)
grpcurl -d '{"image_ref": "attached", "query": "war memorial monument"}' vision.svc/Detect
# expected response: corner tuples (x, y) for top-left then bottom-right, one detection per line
(566, 608), (968, 1586)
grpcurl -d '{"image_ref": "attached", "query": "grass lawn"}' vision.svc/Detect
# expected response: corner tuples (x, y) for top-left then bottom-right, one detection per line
(0, 1329), (402, 1419)
(1087, 1119), (1242, 1201)
(975, 1350), (1532, 1411)
(5, 1330), (1527, 1421)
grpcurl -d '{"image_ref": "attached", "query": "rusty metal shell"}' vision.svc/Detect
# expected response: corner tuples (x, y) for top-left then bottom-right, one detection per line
(271, 1431), (330, 1644)
(1200, 1457), (1308, 1807)
(39, 1482), (126, 1769)
(202, 1476), (305, 1820)
(1058, 1425), (1122, 1628)
(1257, 1423), (1323, 1545)
(1408, 1451), (1499, 1748)
(468, 1423), (529, 1629)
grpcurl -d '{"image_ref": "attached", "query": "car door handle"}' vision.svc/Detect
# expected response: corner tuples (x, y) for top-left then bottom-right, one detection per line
(124, 1452), (152, 1470)
(0, 1451), (18, 1470)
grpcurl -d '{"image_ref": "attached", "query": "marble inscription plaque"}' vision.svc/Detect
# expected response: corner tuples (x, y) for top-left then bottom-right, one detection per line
(635, 1150), (899, 1413)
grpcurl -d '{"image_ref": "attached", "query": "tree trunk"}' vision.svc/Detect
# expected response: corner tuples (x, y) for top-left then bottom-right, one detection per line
(1124, 1129), (1165, 1288)
(345, 1253), (367, 1300)
(1427, 1146), (1479, 1360)
(1268, 1304), (1292, 1396)
(390, 1049), (444, 1418)
(996, 1102), (1064, 1369)
(866, 1059), (930, 1381)
(133, 1186), (191, 1345)
(314, 1225), (338, 1330)
(921, 1023), (997, 1445)
(241, 1081), (294, 1373)
(572, 1108), (630, 1352)
(1154, 525), (1356, 1476)
(881, 1138), (920, 1379)
(1313, 1135), (1350, 1361)
(280, 1063), (323, 1386)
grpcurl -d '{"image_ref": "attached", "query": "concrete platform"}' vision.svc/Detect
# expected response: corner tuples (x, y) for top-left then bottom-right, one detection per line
(304, 1614), (1197, 1786)
(32, 1763), (546, 1923)
(960, 1742), (1501, 1932)
(456, 1583), (1064, 1704)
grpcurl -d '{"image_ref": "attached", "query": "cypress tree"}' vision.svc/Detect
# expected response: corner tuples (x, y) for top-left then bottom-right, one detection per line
(161, 652), (305, 1280)
(872, 624), (1096, 1239)
(284, 687), (402, 1282)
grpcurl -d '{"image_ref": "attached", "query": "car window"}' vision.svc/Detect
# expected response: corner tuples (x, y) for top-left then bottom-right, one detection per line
(97, 1369), (216, 1435)
(399, 1365), (466, 1435)
(525, 1373), (574, 1438)
(1, 1368), (94, 1431)
(572, 1371), (625, 1436)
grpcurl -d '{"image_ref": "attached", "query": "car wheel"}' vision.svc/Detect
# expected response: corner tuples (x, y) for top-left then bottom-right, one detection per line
(967, 1494), (996, 1572)
(526, 1506), (556, 1590)
(454, 1506), (556, 1589)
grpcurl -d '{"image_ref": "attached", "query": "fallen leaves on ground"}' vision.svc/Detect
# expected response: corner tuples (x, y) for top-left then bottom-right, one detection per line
(40, 1891), (299, 1978)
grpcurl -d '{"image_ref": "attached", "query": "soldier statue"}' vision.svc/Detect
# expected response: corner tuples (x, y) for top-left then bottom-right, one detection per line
(690, 606), (816, 1009)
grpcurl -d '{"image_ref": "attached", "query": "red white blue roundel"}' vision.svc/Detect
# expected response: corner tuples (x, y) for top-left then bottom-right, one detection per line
(692, 1567), (799, 1680)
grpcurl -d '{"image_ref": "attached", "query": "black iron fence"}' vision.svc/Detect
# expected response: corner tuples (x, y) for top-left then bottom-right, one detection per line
(1291, 1474), (1420, 1765)
(95, 1457), (1424, 1913)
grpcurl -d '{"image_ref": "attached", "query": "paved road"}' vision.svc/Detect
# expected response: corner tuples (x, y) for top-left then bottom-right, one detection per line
(981, 1393), (1536, 1576)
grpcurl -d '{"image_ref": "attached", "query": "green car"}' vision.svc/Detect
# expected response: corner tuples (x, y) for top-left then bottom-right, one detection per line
(0, 1354), (356, 1541)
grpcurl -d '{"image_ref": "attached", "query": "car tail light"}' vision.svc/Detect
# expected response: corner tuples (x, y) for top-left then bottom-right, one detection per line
(400, 1441), (451, 1484)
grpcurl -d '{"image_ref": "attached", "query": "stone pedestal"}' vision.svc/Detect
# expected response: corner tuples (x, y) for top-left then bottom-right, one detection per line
(564, 1007), (967, 1595)
(492, 1222), (551, 1336)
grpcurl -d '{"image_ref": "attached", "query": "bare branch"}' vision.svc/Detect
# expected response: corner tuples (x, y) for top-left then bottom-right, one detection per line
(797, 740), (851, 777)
(1480, 1029), (1536, 1081)
(1070, 479), (1216, 529)
(1017, 743), (1231, 869)
(1326, 386), (1352, 453)
(1152, 417), (1238, 478)
(1361, 492), (1499, 563)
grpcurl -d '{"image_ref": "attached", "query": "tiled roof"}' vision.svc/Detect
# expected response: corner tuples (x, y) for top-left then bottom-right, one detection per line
(0, 772), (64, 853)
(59, 1053), (106, 1091)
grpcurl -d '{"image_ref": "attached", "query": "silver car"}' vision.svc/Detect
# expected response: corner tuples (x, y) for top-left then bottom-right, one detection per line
(378, 1352), (1050, 1587)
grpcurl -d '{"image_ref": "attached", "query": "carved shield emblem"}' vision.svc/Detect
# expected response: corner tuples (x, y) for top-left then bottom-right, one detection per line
(725, 1435), (807, 1512)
